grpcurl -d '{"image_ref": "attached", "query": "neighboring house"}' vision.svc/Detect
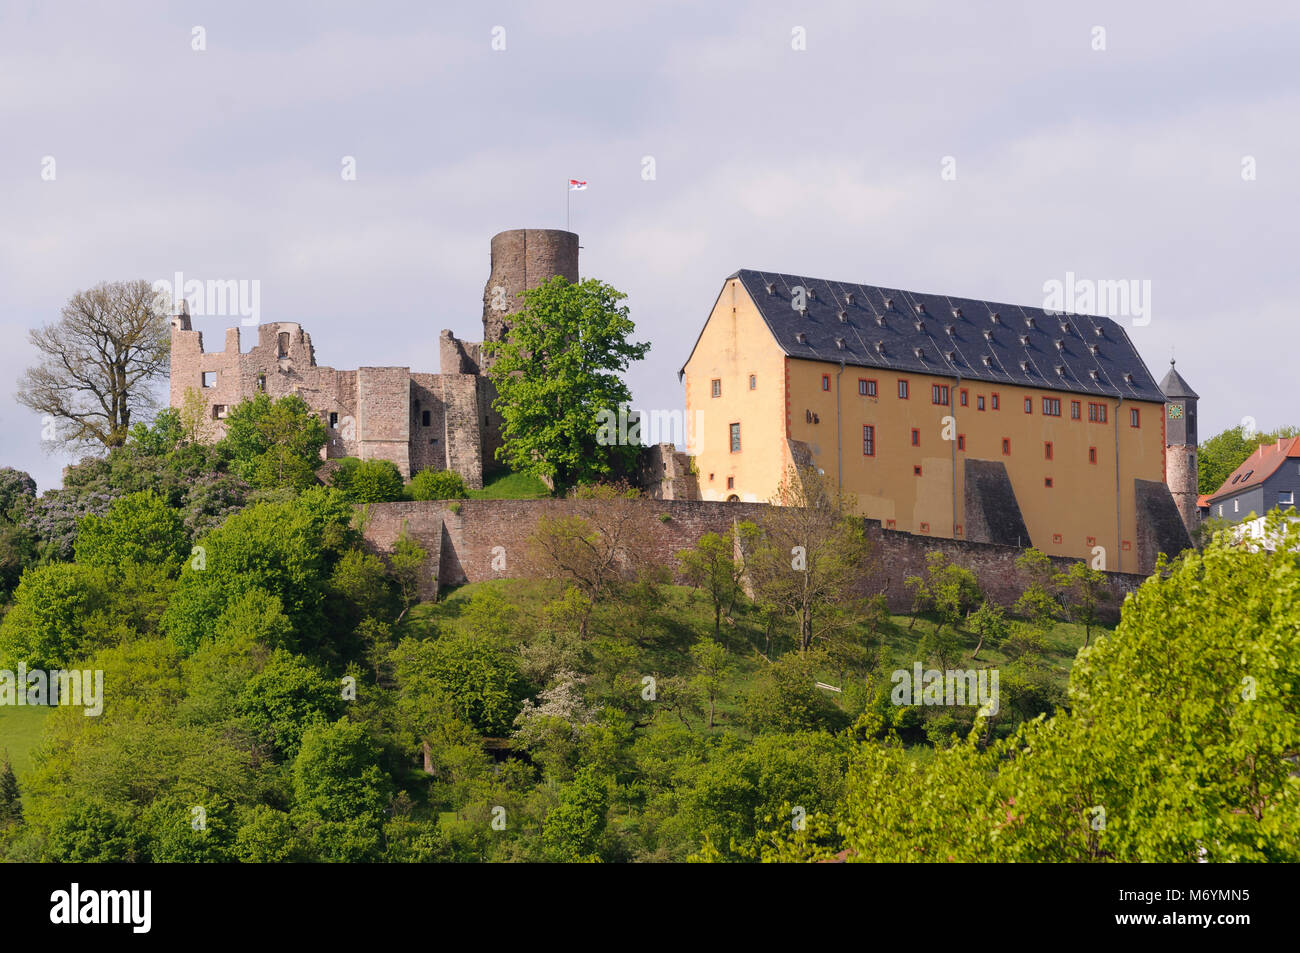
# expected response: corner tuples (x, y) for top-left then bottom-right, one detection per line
(680, 270), (1191, 574)
(1205, 436), (1300, 523)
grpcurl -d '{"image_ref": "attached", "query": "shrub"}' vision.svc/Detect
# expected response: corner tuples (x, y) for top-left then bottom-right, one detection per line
(406, 469), (469, 501)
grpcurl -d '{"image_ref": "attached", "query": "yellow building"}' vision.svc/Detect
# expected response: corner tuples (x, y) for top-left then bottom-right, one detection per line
(680, 270), (1191, 574)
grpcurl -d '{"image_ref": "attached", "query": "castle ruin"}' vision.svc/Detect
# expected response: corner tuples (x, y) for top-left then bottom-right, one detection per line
(168, 229), (580, 488)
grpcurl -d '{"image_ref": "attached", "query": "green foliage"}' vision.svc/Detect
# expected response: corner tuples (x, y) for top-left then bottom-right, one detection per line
(292, 721), (391, 862)
(0, 564), (108, 668)
(689, 637), (731, 728)
(838, 526), (1300, 862)
(74, 490), (188, 575)
(340, 459), (404, 503)
(407, 469), (469, 501)
(220, 393), (327, 490)
(485, 276), (650, 491)
(391, 632), (525, 737)
(542, 766), (610, 861)
(0, 754), (22, 827)
(237, 649), (344, 759)
(161, 489), (355, 654)
(743, 652), (849, 734)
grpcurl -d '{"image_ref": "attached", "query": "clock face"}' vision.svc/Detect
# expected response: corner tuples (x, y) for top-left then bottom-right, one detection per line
(1168, 404), (1183, 419)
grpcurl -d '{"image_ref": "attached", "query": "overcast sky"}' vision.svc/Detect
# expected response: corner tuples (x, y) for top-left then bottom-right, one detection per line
(2, 0), (1297, 492)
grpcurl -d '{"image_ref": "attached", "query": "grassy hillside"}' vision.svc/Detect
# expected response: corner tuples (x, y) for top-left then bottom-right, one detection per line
(402, 579), (1108, 738)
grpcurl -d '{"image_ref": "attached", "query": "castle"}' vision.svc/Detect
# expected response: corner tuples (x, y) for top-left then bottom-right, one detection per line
(169, 229), (1200, 576)
(681, 270), (1198, 574)
(168, 228), (579, 488)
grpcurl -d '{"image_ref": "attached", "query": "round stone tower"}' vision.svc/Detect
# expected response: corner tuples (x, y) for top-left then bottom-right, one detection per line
(1160, 359), (1200, 536)
(480, 229), (579, 368)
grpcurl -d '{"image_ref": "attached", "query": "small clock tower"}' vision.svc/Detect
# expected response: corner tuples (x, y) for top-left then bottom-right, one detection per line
(1160, 359), (1199, 535)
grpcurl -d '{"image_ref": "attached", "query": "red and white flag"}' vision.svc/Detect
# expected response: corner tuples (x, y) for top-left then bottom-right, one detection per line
(568, 179), (588, 191)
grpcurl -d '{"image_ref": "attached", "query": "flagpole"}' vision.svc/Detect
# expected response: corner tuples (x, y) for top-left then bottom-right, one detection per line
(566, 181), (570, 232)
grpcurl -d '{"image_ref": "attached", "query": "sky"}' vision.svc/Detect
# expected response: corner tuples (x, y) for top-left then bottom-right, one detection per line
(2, 0), (1297, 492)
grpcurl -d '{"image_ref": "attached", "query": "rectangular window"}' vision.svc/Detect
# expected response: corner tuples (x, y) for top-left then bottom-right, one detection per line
(991, 393), (1000, 410)
(863, 425), (875, 456)
(329, 412), (339, 429)
(898, 379), (909, 399)
(932, 384), (949, 405)
(960, 389), (968, 407)
(1130, 407), (1140, 428)
(421, 410), (431, 427)
(858, 378), (877, 397)
(911, 428), (920, 447)
(729, 423), (741, 453)
(749, 374), (756, 390)
(1071, 400), (1081, 420)
(1002, 438), (1011, 456)
(727, 476), (735, 489)
(913, 465), (923, 476)
(211, 404), (227, 420)
(1024, 397), (1033, 414)
(977, 395), (985, 411)
(957, 434), (966, 451)
(1280, 491), (1294, 506)
(1089, 446), (1097, 464)
(202, 371), (217, 388)
(1045, 477), (1053, 488)
(711, 379), (721, 398)
(1088, 402), (1108, 423)
(1042, 398), (1061, 416)
(822, 374), (831, 391)
(1045, 441), (1053, 460)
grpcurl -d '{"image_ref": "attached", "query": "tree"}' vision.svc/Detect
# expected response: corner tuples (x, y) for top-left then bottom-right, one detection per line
(391, 632), (525, 737)
(220, 393), (327, 490)
(0, 753), (22, 827)
(677, 523), (757, 638)
(0, 468), (37, 522)
(484, 277), (650, 491)
(291, 720), (392, 863)
(542, 766), (610, 862)
(0, 564), (107, 669)
(968, 600), (1008, 661)
(407, 469), (469, 501)
(1013, 547), (1060, 631)
(745, 467), (872, 653)
(689, 637), (731, 729)
(17, 280), (170, 450)
(237, 649), (343, 760)
(74, 490), (189, 576)
(1055, 560), (1110, 646)
(388, 530), (427, 618)
(526, 486), (648, 638)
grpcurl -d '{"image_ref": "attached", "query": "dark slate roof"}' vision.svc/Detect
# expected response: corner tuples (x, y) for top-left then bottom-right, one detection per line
(1158, 359), (1199, 400)
(718, 269), (1166, 402)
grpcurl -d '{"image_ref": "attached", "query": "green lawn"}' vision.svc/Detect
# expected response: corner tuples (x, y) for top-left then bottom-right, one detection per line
(467, 471), (551, 500)
(0, 704), (53, 781)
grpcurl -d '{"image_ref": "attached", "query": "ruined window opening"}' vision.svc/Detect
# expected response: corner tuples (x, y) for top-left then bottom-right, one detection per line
(329, 412), (338, 428)
(422, 410), (431, 427)
(202, 371), (217, 388)
(211, 404), (227, 420)
(278, 332), (290, 357)
(256, 373), (266, 391)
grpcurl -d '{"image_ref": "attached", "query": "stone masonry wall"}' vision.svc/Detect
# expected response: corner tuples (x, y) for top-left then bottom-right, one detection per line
(361, 498), (1150, 617)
